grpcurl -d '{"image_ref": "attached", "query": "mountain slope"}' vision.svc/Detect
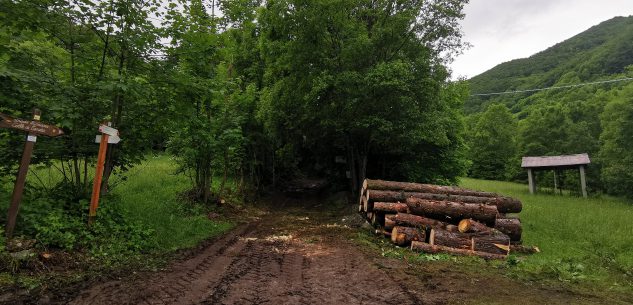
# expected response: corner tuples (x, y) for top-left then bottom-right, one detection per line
(466, 16), (633, 114)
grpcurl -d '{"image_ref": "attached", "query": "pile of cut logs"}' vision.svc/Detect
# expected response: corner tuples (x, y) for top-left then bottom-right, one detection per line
(359, 179), (538, 259)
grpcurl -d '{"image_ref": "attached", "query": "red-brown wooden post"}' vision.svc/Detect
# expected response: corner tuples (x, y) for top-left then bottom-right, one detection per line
(5, 109), (40, 237)
(88, 123), (119, 224)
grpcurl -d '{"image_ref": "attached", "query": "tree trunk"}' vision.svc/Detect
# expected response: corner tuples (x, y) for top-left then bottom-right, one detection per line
(406, 197), (498, 224)
(392, 213), (451, 231)
(364, 190), (521, 213)
(391, 226), (426, 246)
(411, 241), (507, 260)
(458, 219), (493, 234)
(429, 229), (472, 250)
(495, 218), (522, 242)
(472, 234), (510, 255)
(367, 179), (499, 198)
(372, 202), (409, 213)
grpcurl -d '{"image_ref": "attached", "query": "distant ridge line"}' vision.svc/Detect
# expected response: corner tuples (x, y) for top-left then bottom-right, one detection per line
(470, 77), (633, 97)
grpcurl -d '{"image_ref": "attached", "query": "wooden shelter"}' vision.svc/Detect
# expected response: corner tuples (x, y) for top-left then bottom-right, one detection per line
(521, 154), (590, 198)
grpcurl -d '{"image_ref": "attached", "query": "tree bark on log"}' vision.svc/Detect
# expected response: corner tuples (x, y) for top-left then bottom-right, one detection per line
(429, 229), (472, 250)
(411, 241), (507, 260)
(384, 214), (396, 231)
(445, 224), (460, 233)
(392, 213), (452, 231)
(510, 244), (540, 254)
(373, 202), (409, 213)
(458, 219), (493, 234)
(366, 190), (521, 213)
(391, 226), (426, 246)
(366, 190), (406, 202)
(406, 198), (498, 224)
(367, 179), (499, 198)
(472, 234), (510, 255)
(495, 218), (522, 242)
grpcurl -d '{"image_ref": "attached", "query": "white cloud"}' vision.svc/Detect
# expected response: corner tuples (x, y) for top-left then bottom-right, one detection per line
(451, 0), (633, 79)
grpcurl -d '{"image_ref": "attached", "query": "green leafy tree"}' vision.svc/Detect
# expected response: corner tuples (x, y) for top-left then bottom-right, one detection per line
(468, 104), (518, 180)
(258, 0), (469, 194)
(599, 98), (633, 197)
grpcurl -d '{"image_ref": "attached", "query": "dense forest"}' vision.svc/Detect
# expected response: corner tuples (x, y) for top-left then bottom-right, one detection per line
(465, 16), (633, 198)
(0, 0), (470, 244)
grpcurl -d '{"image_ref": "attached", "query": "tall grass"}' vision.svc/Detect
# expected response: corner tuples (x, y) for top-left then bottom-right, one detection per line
(461, 178), (633, 286)
(1, 155), (233, 252)
(107, 155), (233, 251)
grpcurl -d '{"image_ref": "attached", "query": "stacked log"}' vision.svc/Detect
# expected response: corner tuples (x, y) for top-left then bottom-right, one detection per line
(360, 179), (536, 260)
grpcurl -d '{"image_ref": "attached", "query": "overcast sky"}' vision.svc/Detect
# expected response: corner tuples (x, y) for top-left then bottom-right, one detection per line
(450, 0), (633, 79)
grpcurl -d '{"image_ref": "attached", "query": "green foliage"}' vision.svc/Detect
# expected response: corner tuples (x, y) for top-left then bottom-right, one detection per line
(259, 0), (469, 191)
(6, 192), (154, 254)
(0, 228), (5, 254)
(466, 16), (633, 114)
(599, 97), (633, 197)
(463, 16), (633, 194)
(467, 104), (517, 180)
(112, 155), (234, 251)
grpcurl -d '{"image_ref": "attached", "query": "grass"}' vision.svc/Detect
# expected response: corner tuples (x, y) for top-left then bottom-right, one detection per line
(0, 154), (235, 296)
(460, 178), (633, 288)
(110, 155), (234, 251)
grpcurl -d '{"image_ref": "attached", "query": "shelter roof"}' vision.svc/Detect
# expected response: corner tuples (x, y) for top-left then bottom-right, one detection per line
(521, 153), (590, 169)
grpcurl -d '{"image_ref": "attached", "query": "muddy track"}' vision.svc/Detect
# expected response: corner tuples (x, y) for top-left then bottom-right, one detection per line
(63, 198), (623, 305)
(65, 198), (434, 305)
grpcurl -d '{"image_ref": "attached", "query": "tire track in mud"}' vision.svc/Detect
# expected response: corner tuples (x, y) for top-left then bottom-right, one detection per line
(68, 223), (259, 305)
(68, 208), (446, 305)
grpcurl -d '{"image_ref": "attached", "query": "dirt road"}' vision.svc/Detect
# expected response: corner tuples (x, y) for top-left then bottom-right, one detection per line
(66, 197), (619, 305)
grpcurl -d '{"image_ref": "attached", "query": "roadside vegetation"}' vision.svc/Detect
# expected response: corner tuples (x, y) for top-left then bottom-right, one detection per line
(0, 155), (233, 292)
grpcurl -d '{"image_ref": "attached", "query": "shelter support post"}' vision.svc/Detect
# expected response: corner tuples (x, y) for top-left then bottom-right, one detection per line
(527, 168), (536, 194)
(579, 165), (587, 198)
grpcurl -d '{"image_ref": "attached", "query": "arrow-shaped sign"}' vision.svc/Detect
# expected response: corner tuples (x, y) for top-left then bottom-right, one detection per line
(98, 124), (119, 137)
(0, 112), (64, 137)
(95, 134), (121, 144)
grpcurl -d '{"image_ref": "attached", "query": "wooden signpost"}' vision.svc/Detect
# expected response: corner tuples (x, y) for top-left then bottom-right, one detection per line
(89, 123), (120, 224)
(1, 109), (64, 237)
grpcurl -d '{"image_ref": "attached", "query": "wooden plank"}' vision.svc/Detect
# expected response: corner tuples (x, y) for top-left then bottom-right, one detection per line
(95, 134), (121, 144)
(98, 124), (119, 137)
(0, 112), (64, 137)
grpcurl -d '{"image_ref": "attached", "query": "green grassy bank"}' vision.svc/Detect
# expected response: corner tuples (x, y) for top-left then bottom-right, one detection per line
(461, 178), (633, 287)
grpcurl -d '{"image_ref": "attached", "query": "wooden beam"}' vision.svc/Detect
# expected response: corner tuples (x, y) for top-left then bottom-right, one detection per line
(579, 165), (587, 198)
(527, 168), (536, 194)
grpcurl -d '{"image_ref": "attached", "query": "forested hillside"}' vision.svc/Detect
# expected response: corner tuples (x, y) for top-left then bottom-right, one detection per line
(464, 16), (633, 198)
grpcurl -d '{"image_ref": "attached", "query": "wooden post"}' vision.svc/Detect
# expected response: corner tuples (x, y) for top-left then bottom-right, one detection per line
(88, 123), (120, 224)
(579, 165), (587, 198)
(527, 168), (536, 194)
(5, 110), (40, 237)
(553, 170), (558, 195)
(89, 133), (108, 224)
